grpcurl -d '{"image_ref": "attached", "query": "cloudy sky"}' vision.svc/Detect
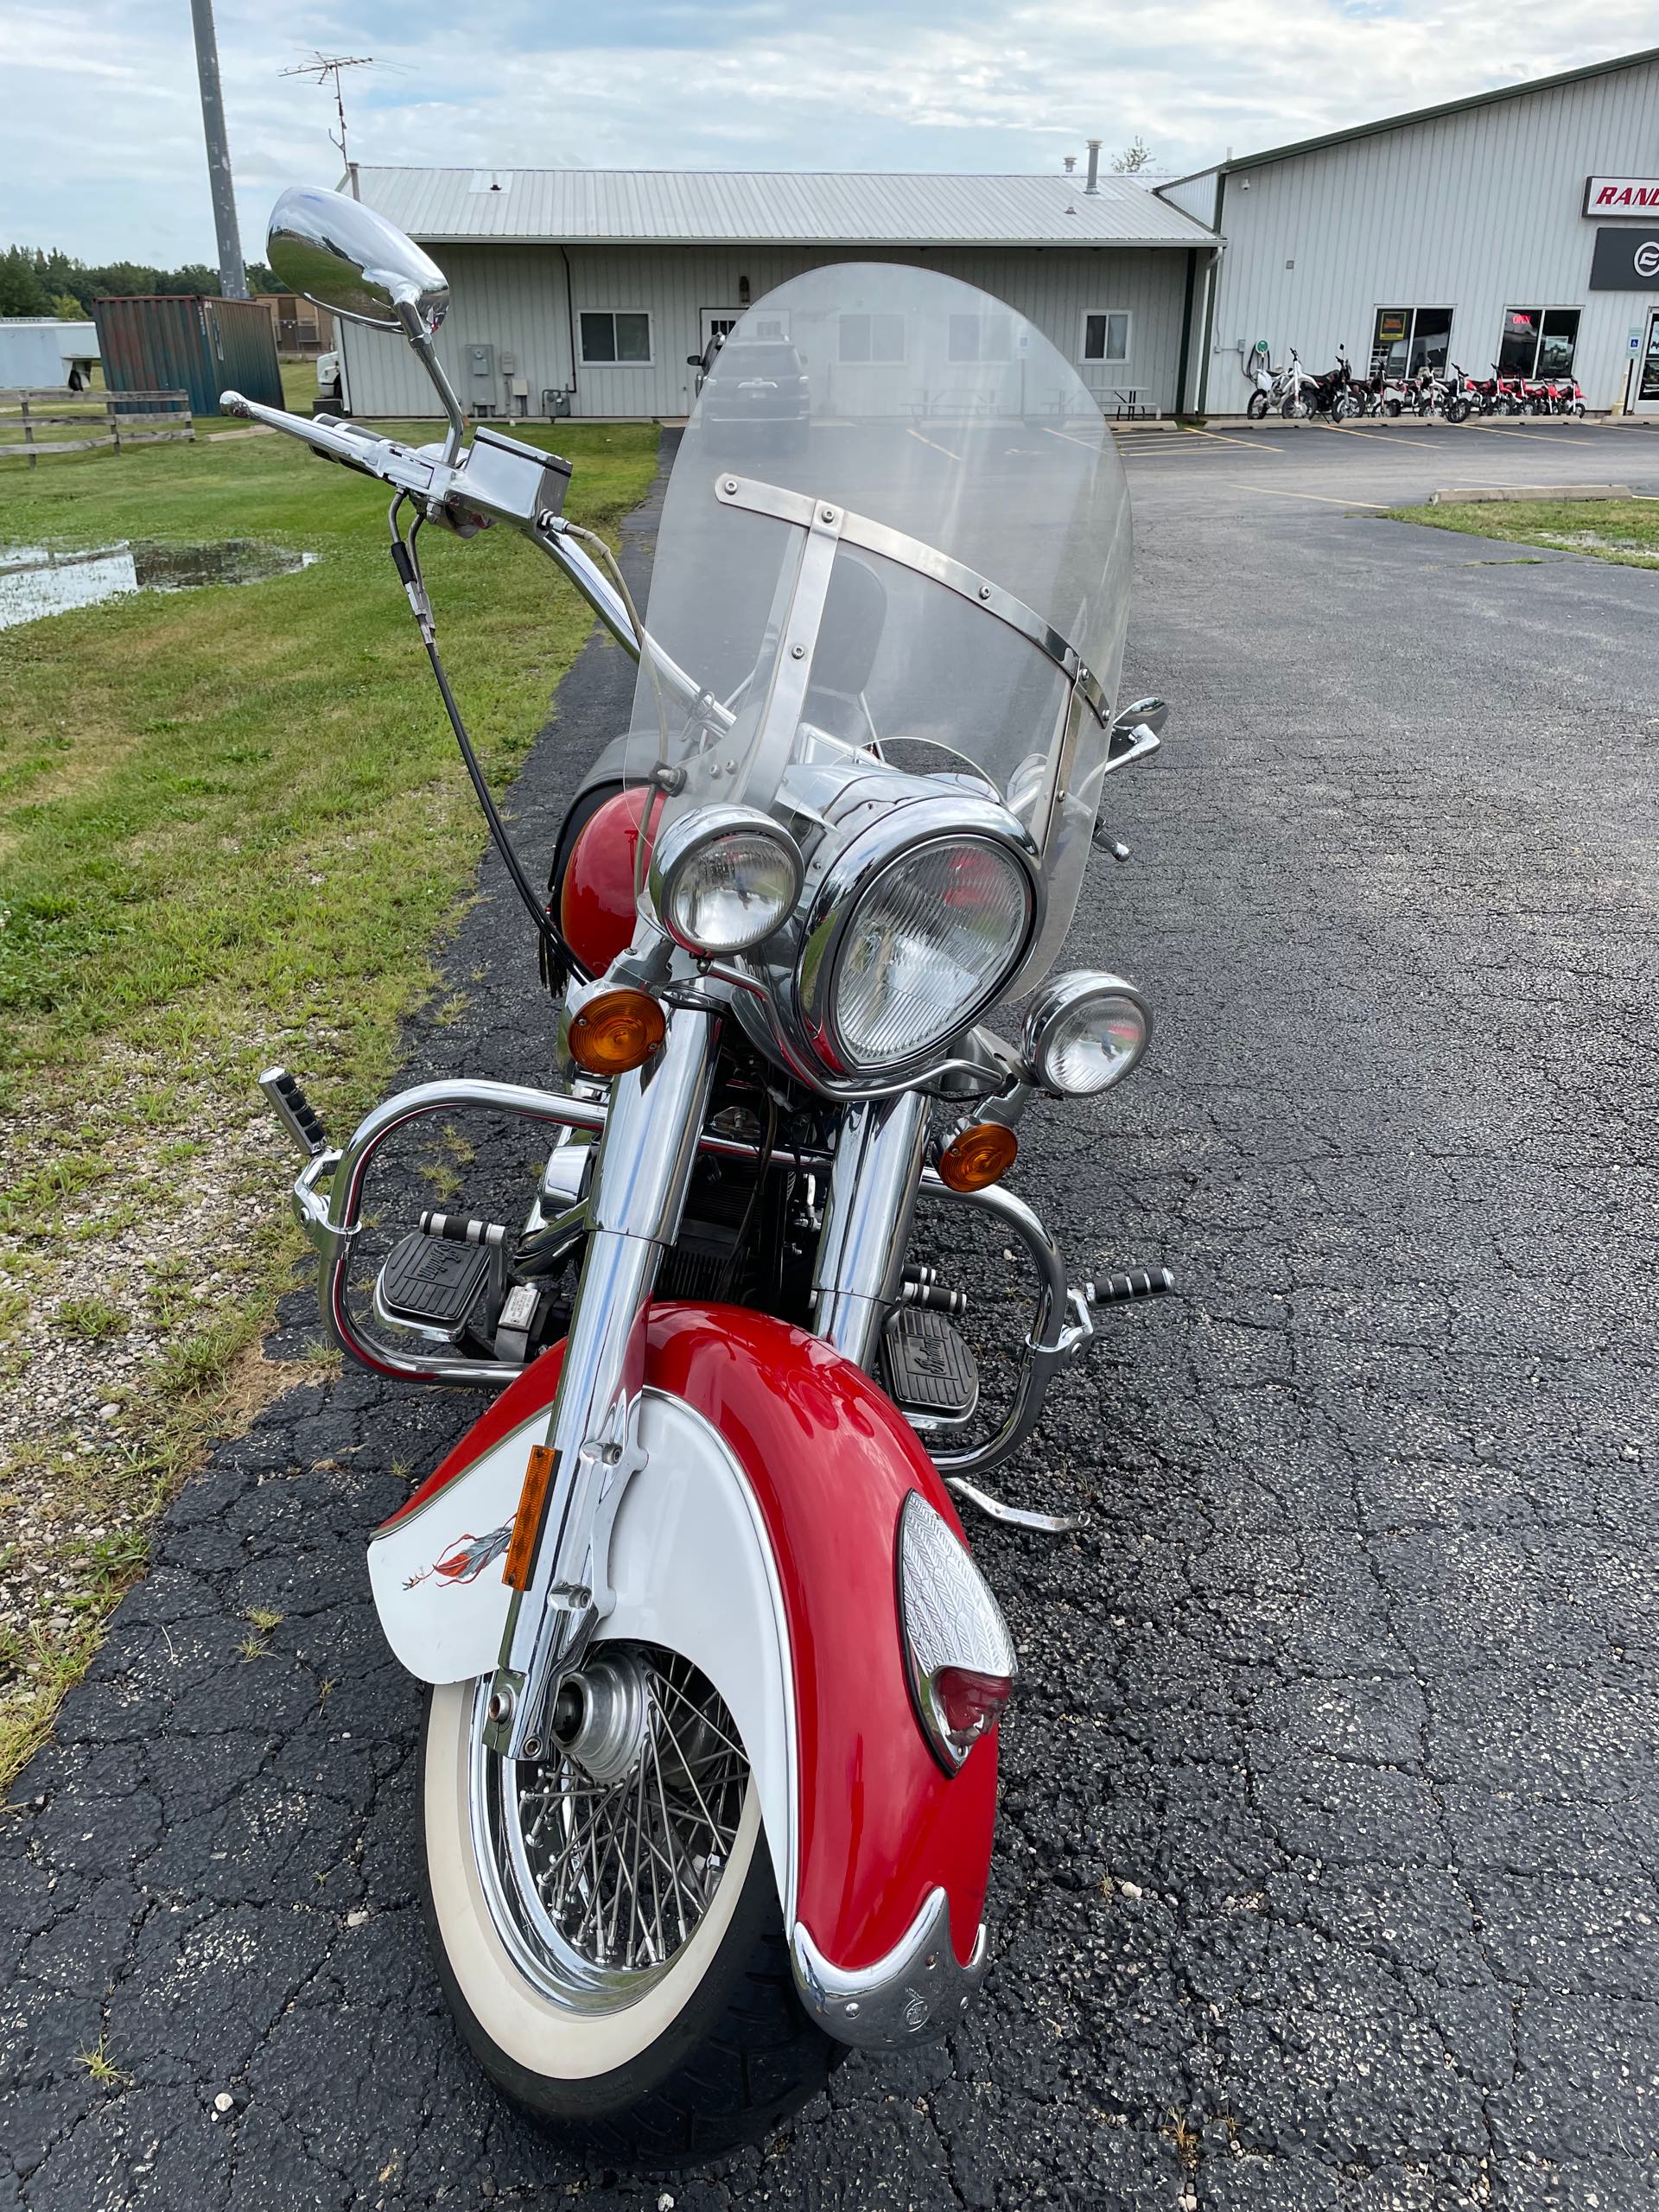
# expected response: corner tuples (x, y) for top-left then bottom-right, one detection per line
(4, 0), (1656, 264)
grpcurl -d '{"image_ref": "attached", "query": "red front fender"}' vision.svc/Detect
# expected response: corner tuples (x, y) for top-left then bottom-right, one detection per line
(384, 1302), (999, 1977)
(645, 1305), (998, 1974)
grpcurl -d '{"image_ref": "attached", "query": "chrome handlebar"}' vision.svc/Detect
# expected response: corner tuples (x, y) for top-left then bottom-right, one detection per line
(219, 389), (668, 677)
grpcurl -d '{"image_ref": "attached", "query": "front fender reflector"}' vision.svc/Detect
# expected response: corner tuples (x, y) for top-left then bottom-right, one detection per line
(503, 1443), (557, 1592)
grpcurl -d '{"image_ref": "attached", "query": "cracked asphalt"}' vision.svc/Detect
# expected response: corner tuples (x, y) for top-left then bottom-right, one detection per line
(4, 420), (1657, 2211)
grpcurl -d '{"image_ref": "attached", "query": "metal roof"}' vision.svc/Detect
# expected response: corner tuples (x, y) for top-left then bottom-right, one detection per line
(352, 166), (1214, 250)
(1161, 42), (1659, 189)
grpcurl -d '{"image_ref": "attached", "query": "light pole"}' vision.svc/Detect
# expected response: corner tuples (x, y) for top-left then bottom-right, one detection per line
(188, 0), (249, 299)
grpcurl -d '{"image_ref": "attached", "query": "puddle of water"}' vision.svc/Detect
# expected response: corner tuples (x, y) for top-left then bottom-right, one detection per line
(0, 540), (315, 631)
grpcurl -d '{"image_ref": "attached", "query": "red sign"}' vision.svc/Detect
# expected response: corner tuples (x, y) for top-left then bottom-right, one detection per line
(1585, 176), (1659, 216)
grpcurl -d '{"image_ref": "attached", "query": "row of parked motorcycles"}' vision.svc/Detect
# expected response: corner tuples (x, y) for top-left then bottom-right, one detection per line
(1245, 348), (1587, 423)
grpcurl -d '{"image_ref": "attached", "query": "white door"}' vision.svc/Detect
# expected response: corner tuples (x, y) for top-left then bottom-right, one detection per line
(700, 311), (741, 354)
(1636, 310), (1659, 414)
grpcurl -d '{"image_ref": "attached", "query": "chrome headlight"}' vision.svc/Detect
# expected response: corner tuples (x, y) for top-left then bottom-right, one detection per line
(649, 804), (803, 956)
(798, 799), (1038, 1076)
(1023, 970), (1149, 1096)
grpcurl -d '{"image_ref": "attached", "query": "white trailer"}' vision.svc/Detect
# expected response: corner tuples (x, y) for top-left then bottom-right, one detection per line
(0, 318), (100, 391)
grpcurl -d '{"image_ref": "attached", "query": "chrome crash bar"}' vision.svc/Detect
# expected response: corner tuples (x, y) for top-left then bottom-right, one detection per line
(275, 1074), (1122, 1484)
(280, 1072), (831, 1389)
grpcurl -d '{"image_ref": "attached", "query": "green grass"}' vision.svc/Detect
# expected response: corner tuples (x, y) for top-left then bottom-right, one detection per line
(1383, 496), (1659, 569)
(0, 417), (657, 1088)
(0, 412), (659, 1783)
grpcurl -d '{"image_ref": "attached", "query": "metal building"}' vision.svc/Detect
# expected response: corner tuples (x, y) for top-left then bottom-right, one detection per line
(1160, 45), (1659, 416)
(337, 165), (1215, 423)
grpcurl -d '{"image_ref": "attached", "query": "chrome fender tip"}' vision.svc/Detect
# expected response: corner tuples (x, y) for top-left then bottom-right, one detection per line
(791, 1887), (988, 2050)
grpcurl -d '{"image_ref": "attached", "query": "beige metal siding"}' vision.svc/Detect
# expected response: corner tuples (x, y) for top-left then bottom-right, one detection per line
(343, 244), (1193, 420)
(1200, 56), (1659, 411)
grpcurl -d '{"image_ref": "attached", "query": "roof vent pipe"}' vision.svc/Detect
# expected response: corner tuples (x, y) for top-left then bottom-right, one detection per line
(1084, 138), (1101, 194)
(1063, 154), (1077, 174)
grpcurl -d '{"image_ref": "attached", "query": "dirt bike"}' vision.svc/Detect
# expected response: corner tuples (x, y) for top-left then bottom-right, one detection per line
(226, 186), (1173, 2158)
(1280, 346), (1363, 421)
(1244, 353), (1293, 418)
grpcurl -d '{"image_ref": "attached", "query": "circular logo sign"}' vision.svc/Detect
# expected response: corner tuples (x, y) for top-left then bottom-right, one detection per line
(1636, 239), (1659, 278)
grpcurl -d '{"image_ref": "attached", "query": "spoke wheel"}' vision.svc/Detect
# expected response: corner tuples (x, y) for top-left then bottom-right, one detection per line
(471, 1646), (749, 2012)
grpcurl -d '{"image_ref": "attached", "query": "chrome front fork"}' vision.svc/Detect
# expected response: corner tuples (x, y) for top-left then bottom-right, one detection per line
(482, 1006), (719, 1760)
(810, 1093), (929, 1368)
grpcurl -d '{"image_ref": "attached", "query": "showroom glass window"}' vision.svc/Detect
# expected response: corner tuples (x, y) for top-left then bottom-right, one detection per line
(1370, 307), (1453, 378)
(1500, 308), (1581, 378)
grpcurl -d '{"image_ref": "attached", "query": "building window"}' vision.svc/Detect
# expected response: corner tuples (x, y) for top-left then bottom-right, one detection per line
(1080, 311), (1130, 365)
(1498, 307), (1581, 379)
(838, 312), (905, 364)
(1370, 306), (1453, 379)
(948, 311), (1011, 364)
(579, 310), (652, 365)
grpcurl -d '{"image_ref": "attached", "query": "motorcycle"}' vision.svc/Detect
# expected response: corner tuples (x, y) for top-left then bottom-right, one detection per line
(1280, 346), (1363, 421)
(1459, 365), (1506, 416)
(1244, 353), (1292, 418)
(227, 187), (1173, 2157)
(1527, 372), (1586, 417)
(1487, 364), (1525, 416)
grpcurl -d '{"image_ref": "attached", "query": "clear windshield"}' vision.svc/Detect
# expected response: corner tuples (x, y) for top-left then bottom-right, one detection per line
(629, 263), (1132, 975)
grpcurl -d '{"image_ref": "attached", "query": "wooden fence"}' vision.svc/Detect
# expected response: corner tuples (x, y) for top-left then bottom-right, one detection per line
(0, 389), (195, 465)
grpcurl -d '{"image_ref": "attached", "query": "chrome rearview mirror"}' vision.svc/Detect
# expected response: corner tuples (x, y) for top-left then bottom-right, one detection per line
(1112, 696), (1167, 742)
(268, 186), (449, 334)
(1103, 695), (1167, 775)
(269, 185), (466, 461)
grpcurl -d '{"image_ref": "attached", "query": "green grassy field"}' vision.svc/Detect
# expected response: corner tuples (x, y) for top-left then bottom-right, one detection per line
(0, 415), (660, 1781)
(1384, 495), (1659, 569)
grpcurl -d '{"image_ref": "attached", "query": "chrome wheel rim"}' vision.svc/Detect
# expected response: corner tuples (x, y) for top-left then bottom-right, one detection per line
(468, 1646), (749, 2013)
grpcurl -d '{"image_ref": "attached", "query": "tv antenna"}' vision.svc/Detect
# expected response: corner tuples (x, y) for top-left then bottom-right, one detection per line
(281, 52), (377, 194)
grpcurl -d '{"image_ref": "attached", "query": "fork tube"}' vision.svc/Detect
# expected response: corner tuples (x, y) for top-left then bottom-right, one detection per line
(810, 1091), (929, 1372)
(486, 1007), (719, 1758)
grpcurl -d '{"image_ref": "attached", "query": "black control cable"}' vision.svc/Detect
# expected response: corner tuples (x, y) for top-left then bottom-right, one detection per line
(388, 495), (561, 951)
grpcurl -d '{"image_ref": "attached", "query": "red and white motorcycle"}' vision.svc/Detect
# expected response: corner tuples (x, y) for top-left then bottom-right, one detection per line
(236, 188), (1171, 2158)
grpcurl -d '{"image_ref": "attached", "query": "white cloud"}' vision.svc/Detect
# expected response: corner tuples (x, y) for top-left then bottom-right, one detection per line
(1, 0), (1653, 260)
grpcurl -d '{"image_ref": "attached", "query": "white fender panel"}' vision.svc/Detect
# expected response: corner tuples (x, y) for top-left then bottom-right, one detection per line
(366, 1418), (531, 1683)
(366, 1390), (798, 1917)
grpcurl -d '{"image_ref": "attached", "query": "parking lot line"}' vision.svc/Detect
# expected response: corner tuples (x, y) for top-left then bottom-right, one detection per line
(1464, 422), (1591, 446)
(1227, 480), (1389, 507)
(1044, 424), (1103, 454)
(1179, 423), (1283, 453)
(1323, 422), (1447, 452)
(906, 425), (963, 461)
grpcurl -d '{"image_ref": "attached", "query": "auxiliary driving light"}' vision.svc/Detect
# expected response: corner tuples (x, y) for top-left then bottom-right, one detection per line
(648, 804), (803, 957)
(1022, 971), (1150, 1097)
(568, 987), (665, 1077)
(938, 1120), (1019, 1192)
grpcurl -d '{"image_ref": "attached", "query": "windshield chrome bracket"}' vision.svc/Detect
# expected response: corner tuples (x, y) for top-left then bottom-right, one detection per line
(723, 486), (845, 813)
(714, 473), (1109, 725)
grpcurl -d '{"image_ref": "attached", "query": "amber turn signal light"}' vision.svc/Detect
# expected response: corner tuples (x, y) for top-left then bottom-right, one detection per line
(568, 988), (666, 1077)
(937, 1121), (1018, 1192)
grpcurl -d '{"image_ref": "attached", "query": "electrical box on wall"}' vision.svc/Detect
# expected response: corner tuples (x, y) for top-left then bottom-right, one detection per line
(468, 343), (496, 383)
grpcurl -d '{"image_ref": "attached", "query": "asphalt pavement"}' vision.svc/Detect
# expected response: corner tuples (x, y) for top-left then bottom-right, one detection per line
(3, 418), (1657, 2212)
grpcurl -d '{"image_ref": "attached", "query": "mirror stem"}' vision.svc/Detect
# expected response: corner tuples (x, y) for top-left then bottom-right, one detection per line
(396, 296), (467, 465)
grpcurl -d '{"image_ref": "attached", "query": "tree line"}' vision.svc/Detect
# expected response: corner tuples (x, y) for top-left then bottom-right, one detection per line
(1, 246), (279, 319)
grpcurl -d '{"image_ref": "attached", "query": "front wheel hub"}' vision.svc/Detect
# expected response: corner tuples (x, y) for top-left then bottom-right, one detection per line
(551, 1652), (652, 1784)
